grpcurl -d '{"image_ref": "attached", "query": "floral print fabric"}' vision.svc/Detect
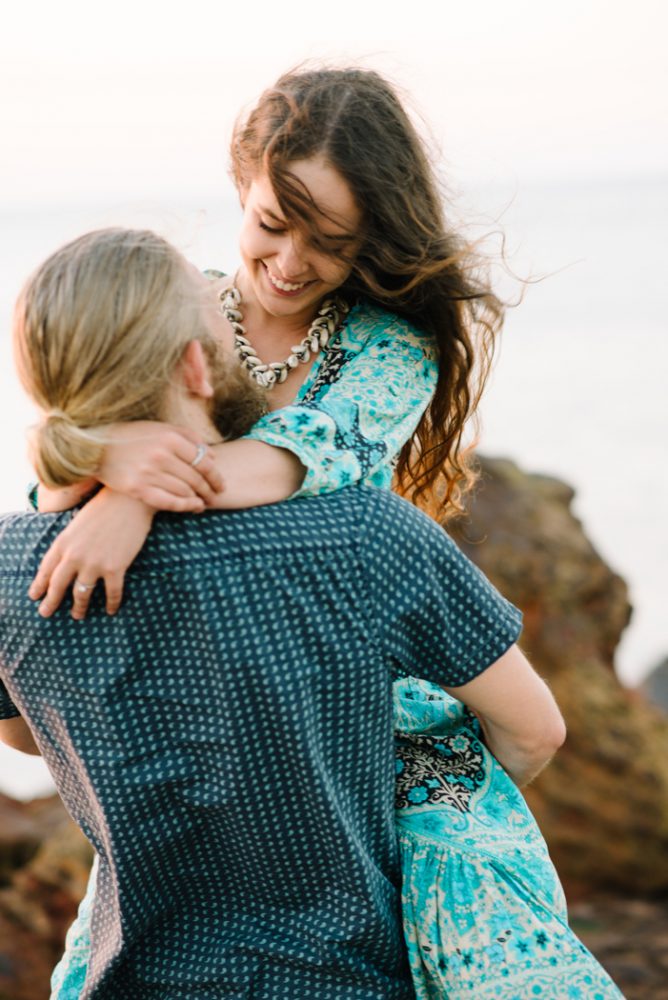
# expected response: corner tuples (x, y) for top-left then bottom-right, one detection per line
(244, 299), (438, 495)
(394, 677), (624, 998)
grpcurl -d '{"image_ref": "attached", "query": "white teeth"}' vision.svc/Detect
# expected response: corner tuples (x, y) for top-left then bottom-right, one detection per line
(266, 268), (307, 292)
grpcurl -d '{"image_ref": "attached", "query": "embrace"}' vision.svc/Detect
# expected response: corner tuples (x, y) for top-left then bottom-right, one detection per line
(0, 68), (623, 999)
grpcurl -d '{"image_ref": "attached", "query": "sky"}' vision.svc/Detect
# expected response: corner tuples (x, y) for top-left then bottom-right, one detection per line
(1, 0), (666, 207)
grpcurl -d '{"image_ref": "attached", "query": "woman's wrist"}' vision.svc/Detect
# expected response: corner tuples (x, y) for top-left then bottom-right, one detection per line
(35, 478), (100, 513)
(208, 440), (305, 509)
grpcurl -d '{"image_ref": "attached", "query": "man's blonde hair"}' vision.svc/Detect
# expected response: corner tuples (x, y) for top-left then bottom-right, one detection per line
(13, 228), (213, 488)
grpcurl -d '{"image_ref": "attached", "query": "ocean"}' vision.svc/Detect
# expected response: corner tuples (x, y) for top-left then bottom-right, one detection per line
(0, 175), (666, 798)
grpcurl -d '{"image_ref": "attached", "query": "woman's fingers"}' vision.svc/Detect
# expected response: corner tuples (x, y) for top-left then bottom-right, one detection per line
(172, 438), (224, 495)
(119, 442), (223, 507)
(71, 579), (97, 621)
(145, 471), (205, 502)
(35, 559), (80, 618)
(29, 543), (62, 602)
(155, 459), (220, 505)
(139, 487), (206, 513)
(99, 422), (224, 503)
(104, 572), (125, 616)
(71, 570), (124, 620)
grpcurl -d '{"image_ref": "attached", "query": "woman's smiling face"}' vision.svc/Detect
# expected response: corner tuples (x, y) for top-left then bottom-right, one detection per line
(237, 156), (362, 326)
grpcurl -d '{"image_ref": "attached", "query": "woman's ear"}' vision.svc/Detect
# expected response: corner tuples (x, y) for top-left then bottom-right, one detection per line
(179, 340), (214, 399)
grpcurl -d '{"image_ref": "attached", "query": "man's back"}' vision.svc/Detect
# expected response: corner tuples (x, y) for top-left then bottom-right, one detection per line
(0, 486), (521, 999)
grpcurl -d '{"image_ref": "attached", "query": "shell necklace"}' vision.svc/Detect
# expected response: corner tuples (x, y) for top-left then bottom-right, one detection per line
(218, 284), (350, 389)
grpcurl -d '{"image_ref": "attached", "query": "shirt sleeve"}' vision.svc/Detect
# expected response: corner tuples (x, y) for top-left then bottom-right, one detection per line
(244, 306), (438, 497)
(0, 678), (21, 719)
(361, 490), (523, 687)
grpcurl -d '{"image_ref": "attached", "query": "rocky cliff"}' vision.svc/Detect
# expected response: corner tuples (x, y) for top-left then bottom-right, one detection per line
(0, 793), (91, 1000)
(448, 456), (668, 898)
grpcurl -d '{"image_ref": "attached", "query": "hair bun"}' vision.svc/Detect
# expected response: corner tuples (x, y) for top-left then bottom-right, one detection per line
(31, 410), (103, 489)
(45, 408), (75, 425)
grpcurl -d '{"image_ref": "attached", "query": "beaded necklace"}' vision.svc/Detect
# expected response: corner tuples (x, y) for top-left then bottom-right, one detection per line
(219, 284), (349, 389)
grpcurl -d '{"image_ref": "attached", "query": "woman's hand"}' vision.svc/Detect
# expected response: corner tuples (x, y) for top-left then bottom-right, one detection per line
(98, 422), (224, 511)
(29, 489), (155, 619)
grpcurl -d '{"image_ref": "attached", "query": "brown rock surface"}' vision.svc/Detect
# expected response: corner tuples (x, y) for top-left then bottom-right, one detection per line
(0, 793), (92, 1000)
(449, 456), (668, 896)
(571, 896), (668, 999)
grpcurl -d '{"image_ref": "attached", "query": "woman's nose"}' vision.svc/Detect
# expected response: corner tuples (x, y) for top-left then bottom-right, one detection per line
(275, 235), (308, 278)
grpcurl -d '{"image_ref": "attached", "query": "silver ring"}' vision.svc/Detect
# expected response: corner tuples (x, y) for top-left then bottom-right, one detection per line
(191, 443), (207, 468)
(75, 582), (94, 594)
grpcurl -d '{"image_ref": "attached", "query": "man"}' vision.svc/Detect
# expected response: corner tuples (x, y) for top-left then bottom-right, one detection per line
(0, 228), (565, 999)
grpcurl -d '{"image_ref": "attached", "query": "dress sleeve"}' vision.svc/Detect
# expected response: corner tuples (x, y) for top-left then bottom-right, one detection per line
(360, 490), (523, 687)
(243, 305), (438, 497)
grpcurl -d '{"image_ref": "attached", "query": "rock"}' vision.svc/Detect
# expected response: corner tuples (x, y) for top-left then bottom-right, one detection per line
(0, 793), (43, 875)
(448, 455), (668, 897)
(0, 792), (92, 1000)
(570, 895), (668, 999)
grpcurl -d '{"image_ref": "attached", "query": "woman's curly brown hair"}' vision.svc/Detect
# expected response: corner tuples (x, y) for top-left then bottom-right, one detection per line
(231, 66), (503, 517)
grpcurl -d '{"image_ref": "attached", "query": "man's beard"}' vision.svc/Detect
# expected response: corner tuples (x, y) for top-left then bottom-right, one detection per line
(206, 343), (268, 441)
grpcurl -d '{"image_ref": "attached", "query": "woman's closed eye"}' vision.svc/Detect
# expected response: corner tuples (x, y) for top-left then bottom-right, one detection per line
(259, 219), (286, 234)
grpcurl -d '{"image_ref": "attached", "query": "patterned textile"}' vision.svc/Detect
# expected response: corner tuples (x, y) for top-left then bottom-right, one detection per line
(244, 299), (437, 495)
(393, 679), (624, 999)
(0, 487), (522, 999)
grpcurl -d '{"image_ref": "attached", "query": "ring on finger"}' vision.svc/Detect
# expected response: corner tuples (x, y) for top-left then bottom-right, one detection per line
(75, 581), (95, 594)
(190, 443), (207, 468)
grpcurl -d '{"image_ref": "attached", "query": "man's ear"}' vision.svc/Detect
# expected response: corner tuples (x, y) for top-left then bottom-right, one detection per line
(179, 340), (214, 399)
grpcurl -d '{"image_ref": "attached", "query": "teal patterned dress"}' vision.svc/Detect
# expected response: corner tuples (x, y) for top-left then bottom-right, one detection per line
(394, 679), (623, 999)
(51, 298), (622, 999)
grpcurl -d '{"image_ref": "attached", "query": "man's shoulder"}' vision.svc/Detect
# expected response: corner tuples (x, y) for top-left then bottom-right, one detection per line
(280, 485), (430, 539)
(146, 487), (387, 553)
(352, 488), (463, 578)
(0, 489), (432, 578)
(304, 486), (445, 566)
(140, 488), (423, 569)
(0, 510), (72, 576)
(354, 486), (444, 537)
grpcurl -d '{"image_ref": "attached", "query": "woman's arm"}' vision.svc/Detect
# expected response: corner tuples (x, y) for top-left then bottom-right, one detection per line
(444, 645), (567, 787)
(240, 306), (437, 498)
(97, 307), (435, 508)
(206, 440), (305, 508)
(35, 425), (223, 515)
(96, 422), (224, 510)
(31, 307), (436, 614)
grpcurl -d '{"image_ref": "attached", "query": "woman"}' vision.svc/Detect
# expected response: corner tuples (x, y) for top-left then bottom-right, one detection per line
(31, 66), (489, 615)
(35, 68), (622, 998)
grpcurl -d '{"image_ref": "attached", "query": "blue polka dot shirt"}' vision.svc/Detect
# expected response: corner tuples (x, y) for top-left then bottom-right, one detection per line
(0, 486), (521, 999)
